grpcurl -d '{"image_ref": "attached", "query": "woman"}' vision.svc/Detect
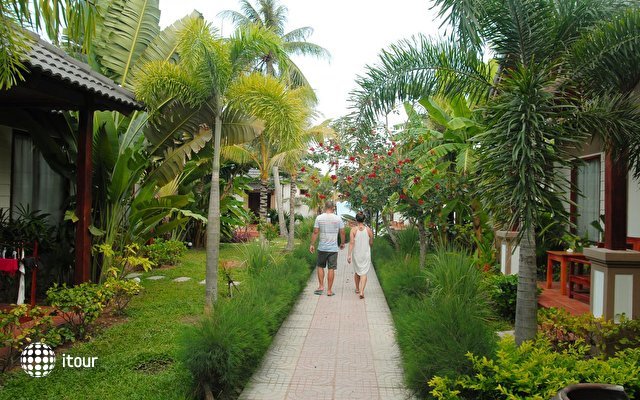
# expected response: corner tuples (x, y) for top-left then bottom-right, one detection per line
(347, 211), (373, 299)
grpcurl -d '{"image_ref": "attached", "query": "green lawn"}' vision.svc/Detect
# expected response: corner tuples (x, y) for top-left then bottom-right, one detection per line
(0, 244), (247, 400)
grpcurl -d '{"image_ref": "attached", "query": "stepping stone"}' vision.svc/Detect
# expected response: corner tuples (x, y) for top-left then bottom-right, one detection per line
(146, 275), (165, 280)
(125, 272), (142, 279)
(199, 280), (206, 285)
(131, 277), (141, 283)
(497, 330), (515, 338)
(173, 277), (192, 282)
(232, 281), (242, 286)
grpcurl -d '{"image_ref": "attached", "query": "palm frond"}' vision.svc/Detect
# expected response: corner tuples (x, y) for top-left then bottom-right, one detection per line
(221, 144), (256, 165)
(282, 26), (313, 42)
(131, 10), (202, 83)
(283, 41), (330, 59)
(430, 0), (489, 49)
(570, 7), (640, 94)
(350, 35), (493, 125)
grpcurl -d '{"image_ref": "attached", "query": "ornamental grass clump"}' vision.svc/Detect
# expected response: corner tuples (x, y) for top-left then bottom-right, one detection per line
(394, 247), (497, 397)
(180, 249), (311, 399)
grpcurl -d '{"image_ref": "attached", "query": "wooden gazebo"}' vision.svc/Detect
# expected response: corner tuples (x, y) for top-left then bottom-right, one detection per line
(0, 31), (143, 285)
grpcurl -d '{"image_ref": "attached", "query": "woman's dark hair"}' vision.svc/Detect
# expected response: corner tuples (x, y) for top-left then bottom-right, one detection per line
(355, 211), (365, 223)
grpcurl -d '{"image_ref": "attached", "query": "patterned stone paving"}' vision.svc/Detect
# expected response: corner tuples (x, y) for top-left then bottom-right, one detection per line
(239, 248), (414, 400)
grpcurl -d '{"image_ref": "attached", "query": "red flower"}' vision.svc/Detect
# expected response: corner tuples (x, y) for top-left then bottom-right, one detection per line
(418, 199), (425, 205)
(305, 193), (311, 198)
(404, 158), (411, 163)
(334, 145), (341, 151)
(309, 147), (315, 152)
(387, 150), (393, 156)
(330, 174), (338, 181)
(319, 194), (326, 199)
(368, 172), (377, 178)
(394, 168), (401, 174)
(349, 156), (356, 162)
(435, 183), (441, 191)
(318, 142), (323, 147)
(399, 194), (407, 200)
(346, 176), (353, 181)
(392, 141), (396, 146)
(300, 166), (306, 172)
(413, 176), (420, 184)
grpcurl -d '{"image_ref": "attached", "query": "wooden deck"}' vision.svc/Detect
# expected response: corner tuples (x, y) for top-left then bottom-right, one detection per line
(538, 282), (590, 316)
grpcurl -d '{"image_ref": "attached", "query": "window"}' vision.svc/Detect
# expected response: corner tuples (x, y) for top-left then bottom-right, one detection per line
(573, 157), (601, 241)
(11, 131), (66, 223)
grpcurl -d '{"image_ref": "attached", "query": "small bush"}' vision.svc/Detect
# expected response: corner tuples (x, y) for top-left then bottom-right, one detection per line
(46, 282), (108, 339)
(376, 254), (426, 305)
(101, 277), (142, 315)
(485, 273), (518, 322)
(396, 227), (419, 255)
(180, 246), (311, 398)
(0, 305), (58, 371)
(257, 221), (279, 241)
(295, 218), (315, 239)
(538, 307), (640, 358)
(144, 239), (187, 266)
(241, 241), (274, 273)
(429, 337), (640, 400)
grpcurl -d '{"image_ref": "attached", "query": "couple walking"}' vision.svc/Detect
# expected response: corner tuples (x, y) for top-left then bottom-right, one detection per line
(309, 201), (373, 298)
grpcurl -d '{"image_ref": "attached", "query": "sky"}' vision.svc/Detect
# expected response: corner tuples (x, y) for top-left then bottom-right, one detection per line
(159, 0), (445, 123)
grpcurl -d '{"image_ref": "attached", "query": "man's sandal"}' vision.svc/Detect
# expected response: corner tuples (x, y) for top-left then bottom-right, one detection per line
(313, 289), (324, 295)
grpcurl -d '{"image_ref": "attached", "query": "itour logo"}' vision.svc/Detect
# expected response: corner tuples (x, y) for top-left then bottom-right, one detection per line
(20, 342), (98, 378)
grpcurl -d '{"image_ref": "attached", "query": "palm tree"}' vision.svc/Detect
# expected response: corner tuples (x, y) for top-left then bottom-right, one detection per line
(351, 0), (640, 344)
(220, 0), (329, 237)
(270, 120), (336, 250)
(0, 0), (97, 89)
(219, 0), (329, 88)
(137, 19), (307, 308)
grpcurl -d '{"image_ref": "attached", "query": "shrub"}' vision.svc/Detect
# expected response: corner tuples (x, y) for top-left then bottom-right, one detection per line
(241, 241), (274, 273)
(375, 245), (497, 398)
(538, 307), (640, 358)
(429, 337), (640, 400)
(295, 217), (315, 239)
(485, 273), (519, 322)
(396, 227), (419, 255)
(46, 282), (108, 339)
(0, 305), (59, 371)
(257, 221), (279, 241)
(101, 277), (142, 315)
(143, 239), (187, 266)
(180, 247), (311, 398)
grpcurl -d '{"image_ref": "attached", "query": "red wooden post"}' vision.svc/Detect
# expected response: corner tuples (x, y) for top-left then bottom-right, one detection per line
(30, 241), (38, 307)
(604, 151), (628, 250)
(74, 108), (93, 284)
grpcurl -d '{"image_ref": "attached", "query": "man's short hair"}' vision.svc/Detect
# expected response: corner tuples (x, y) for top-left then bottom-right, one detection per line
(324, 200), (335, 211)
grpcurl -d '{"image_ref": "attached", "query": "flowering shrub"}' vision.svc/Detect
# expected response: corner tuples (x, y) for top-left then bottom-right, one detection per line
(428, 337), (640, 400)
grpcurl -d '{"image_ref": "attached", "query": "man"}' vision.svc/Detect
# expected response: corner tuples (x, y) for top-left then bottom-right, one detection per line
(309, 200), (345, 296)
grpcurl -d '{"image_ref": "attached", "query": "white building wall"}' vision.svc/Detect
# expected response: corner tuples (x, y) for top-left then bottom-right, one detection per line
(0, 125), (11, 211)
(281, 183), (312, 218)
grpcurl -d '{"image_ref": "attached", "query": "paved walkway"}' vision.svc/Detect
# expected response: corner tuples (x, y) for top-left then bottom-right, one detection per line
(239, 248), (413, 400)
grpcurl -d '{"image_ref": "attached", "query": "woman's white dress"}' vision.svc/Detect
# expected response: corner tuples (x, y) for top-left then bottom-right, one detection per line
(352, 227), (372, 276)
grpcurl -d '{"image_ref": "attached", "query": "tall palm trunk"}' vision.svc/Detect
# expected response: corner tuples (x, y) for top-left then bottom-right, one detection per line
(205, 112), (222, 310)
(259, 177), (269, 222)
(273, 166), (288, 237)
(287, 173), (297, 250)
(515, 224), (537, 344)
(416, 220), (428, 269)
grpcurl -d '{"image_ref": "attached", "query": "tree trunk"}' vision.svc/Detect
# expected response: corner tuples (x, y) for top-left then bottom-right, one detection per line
(273, 166), (288, 237)
(381, 213), (399, 251)
(287, 173), (297, 251)
(515, 224), (538, 345)
(417, 220), (428, 269)
(259, 178), (269, 222)
(205, 113), (222, 310)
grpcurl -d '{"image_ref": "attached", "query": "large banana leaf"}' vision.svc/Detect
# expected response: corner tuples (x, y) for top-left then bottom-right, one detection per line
(130, 10), (203, 83)
(95, 0), (161, 87)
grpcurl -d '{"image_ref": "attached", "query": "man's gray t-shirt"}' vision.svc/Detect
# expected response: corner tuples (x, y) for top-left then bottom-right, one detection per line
(314, 213), (344, 252)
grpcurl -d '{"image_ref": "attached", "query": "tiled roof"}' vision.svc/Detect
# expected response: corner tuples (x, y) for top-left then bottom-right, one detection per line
(23, 30), (143, 111)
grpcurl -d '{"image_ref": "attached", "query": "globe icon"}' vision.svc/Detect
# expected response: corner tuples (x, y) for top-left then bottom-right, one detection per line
(20, 342), (56, 378)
